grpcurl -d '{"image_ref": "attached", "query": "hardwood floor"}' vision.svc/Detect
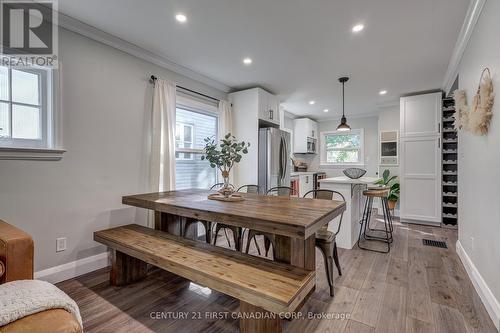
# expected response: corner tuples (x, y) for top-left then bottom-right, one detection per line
(57, 219), (497, 333)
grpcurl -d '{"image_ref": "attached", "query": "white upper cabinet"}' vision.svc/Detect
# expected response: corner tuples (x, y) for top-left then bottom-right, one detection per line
(257, 89), (280, 126)
(293, 118), (318, 154)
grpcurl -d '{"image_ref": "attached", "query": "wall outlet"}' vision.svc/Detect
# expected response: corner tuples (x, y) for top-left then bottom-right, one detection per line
(56, 237), (67, 252)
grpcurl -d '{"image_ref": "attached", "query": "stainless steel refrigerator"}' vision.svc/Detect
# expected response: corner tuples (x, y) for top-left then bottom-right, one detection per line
(258, 127), (291, 193)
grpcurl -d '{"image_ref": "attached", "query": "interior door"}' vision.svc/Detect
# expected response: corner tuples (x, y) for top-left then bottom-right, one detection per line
(400, 93), (442, 224)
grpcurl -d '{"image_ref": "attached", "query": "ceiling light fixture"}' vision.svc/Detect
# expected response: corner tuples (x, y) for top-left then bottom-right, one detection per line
(337, 77), (351, 132)
(309, 100), (316, 105)
(352, 24), (364, 33)
(323, 109), (329, 113)
(243, 57), (253, 65)
(175, 14), (187, 23)
(379, 90), (387, 95)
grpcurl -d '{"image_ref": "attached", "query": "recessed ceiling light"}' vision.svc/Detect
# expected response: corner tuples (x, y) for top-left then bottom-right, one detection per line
(379, 90), (387, 95)
(309, 100), (316, 105)
(243, 57), (252, 65)
(352, 24), (364, 33)
(323, 109), (329, 113)
(175, 14), (187, 23)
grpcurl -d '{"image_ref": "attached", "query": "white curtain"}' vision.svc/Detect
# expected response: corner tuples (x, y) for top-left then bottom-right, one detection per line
(151, 79), (176, 193)
(218, 100), (233, 184)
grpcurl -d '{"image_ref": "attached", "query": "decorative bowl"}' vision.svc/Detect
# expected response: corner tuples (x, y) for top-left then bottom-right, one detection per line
(343, 168), (367, 179)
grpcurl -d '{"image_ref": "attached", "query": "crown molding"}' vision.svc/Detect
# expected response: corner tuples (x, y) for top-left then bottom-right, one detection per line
(442, 0), (487, 94)
(56, 12), (231, 93)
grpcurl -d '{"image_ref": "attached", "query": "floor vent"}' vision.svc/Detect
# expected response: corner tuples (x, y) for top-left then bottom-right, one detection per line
(422, 239), (447, 249)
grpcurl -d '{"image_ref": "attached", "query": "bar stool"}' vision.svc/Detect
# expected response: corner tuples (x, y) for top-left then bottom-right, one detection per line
(357, 188), (394, 253)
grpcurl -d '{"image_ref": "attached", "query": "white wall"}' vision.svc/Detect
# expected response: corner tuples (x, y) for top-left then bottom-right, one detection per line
(306, 116), (379, 177)
(378, 105), (400, 178)
(456, 0), (500, 328)
(0, 28), (226, 273)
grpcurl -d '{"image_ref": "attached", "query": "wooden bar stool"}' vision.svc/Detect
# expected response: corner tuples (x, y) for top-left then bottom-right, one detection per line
(357, 188), (394, 253)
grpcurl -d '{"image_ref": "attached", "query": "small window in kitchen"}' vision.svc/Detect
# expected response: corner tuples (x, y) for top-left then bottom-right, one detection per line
(0, 66), (54, 150)
(320, 129), (364, 166)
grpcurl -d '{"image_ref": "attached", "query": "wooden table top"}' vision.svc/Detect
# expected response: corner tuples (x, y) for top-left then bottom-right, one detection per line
(123, 189), (346, 239)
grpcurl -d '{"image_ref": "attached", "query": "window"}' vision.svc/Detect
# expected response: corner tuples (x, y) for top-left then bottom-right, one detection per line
(321, 129), (364, 165)
(175, 122), (194, 160)
(175, 100), (218, 190)
(0, 66), (53, 149)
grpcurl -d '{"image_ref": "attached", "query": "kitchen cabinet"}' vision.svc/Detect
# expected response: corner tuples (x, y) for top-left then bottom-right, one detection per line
(400, 92), (442, 224)
(298, 174), (314, 197)
(229, 88), (281, 186)
(293, 118), (318, 153)
(258, 89), (280, 126)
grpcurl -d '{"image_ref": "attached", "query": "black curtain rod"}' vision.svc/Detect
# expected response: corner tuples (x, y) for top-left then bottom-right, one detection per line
(149, 75), (220, 102)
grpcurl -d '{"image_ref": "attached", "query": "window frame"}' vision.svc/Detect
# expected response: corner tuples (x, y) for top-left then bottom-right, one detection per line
(0, 66), (51, 149)
(320, 129), (365, 167)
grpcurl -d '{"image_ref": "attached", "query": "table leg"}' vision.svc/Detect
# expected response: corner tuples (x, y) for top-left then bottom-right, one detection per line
(274, 235), (315, 270)
(154, 212), (197, 239)
(239, 301), (282, 333)
(110, 249), (147, 286)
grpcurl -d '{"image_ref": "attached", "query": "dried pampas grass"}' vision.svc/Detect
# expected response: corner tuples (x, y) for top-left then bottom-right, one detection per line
(469, 68), (494, 135)
(453, 89), (469, 131)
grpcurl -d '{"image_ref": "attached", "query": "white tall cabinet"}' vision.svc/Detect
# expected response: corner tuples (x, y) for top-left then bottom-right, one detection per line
(400, 92), (442, 224)
(229, 88), (281, 187)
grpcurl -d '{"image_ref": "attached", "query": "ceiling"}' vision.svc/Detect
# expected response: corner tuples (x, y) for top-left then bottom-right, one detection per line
(58, 0), (470, 119)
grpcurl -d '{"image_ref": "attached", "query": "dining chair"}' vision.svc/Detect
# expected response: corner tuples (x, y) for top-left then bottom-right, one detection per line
(303, 189), (344, 297)
(237, 185), (262, 255)
(211, 183), (243, 250)
(245, 186), (296, 259)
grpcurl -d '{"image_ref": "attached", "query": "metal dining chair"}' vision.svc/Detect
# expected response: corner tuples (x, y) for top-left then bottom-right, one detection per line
(237, 185), (262, 255)
(211, 183), (244, 250)
(245, 186), (296, 259)
(303, 189), (344, 297)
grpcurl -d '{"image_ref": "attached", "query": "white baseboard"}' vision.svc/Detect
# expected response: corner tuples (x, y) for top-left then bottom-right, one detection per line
(35, 252), (110, 284)
(456, 240), (500, 332)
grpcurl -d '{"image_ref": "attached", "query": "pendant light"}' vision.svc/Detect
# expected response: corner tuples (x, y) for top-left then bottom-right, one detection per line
(337, 76), (351, 131)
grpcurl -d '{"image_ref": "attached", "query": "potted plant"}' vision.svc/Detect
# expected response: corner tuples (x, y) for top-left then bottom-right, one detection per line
(201, 133), (250, 198)
(375, 169), (400, 210)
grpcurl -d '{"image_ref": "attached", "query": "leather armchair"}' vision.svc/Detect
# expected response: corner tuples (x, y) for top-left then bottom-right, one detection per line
(0, 219), (82, 333)
(0, 219), (34, 284)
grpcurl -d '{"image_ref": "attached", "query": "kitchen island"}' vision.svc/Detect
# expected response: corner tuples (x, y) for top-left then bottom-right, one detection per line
(318, 176), (378, 249)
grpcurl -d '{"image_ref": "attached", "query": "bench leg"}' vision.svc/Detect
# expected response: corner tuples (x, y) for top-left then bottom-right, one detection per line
(239, 301), (282, 333)
(110, 250), (148, 286)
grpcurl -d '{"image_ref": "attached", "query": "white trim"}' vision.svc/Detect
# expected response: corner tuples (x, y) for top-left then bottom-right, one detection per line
(0, 147), (65, 161)
(56, 11), (231, 93)
(35, 252), (110, 284)
(456, 240), (500, 332)
(442, 0), (487, 94)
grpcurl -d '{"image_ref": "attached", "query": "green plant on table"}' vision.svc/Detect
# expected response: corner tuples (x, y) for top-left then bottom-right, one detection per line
(201, 133), (250, 196)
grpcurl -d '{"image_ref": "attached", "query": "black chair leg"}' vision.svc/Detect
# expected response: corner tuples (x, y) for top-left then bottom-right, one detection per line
(318, 242), (335, 297)
(333, 242), (342, 276)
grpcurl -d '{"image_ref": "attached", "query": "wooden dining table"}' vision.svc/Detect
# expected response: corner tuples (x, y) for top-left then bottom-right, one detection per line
(122, 189), (346, 271)
(120, 189), (346, 331)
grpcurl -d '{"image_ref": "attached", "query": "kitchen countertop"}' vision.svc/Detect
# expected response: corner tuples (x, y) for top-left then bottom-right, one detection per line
(290, 171), (325, 177)
(318, 176), (379, 184)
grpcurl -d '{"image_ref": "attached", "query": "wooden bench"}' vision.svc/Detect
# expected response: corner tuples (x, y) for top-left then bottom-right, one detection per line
(94, 224), (315, 332)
